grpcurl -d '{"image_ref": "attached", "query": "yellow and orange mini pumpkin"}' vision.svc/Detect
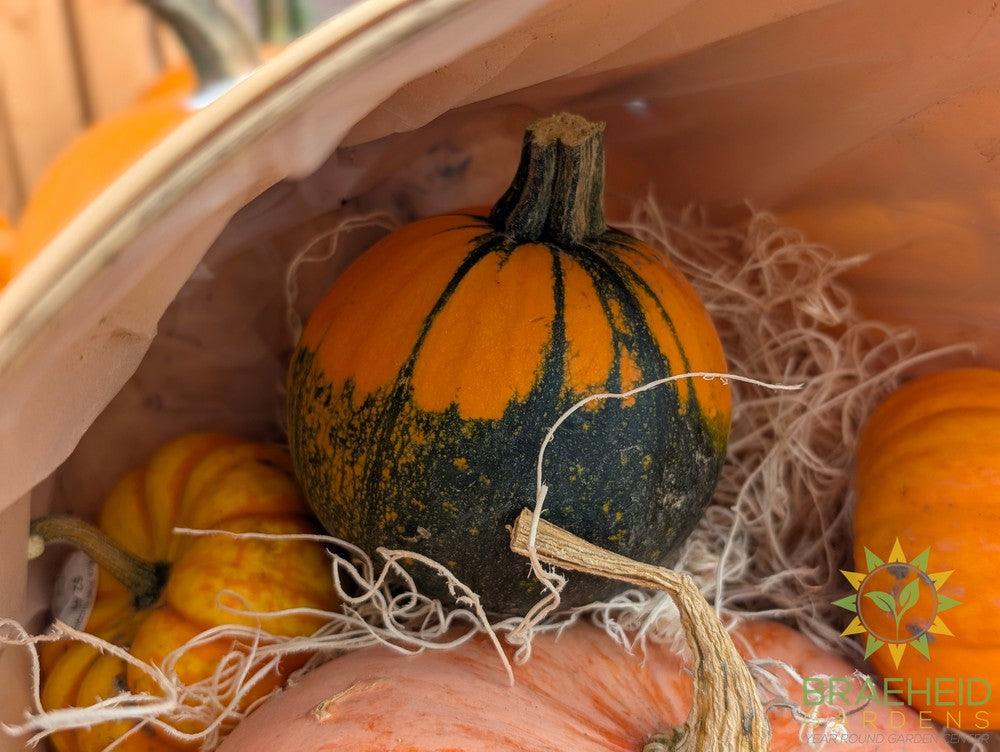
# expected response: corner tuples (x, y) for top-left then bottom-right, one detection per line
(32, 433), (338, 752)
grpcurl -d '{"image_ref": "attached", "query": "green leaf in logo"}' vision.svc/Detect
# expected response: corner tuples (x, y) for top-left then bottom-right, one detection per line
(864, 590), (897, 615)
(897, 578), (920, 618)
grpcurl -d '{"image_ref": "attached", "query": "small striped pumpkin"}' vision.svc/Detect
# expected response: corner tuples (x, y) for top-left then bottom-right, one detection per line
(287, 114), (731, 615)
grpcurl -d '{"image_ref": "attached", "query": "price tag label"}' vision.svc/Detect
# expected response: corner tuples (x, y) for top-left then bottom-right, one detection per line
(51, 549), (98, 630)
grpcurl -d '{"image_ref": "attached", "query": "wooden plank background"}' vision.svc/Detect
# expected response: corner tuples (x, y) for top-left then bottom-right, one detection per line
(0, 0), (351, 223)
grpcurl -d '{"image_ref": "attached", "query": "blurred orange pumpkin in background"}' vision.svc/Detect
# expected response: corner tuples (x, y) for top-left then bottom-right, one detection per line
(7, 0), (260, 280)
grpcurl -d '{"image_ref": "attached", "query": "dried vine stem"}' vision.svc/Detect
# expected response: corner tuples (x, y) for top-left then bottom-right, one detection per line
(509, 509), (769, 751)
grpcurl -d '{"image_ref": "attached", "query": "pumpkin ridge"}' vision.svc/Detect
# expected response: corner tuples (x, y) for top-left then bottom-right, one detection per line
(594, 232), (731, 446)
(302, 219), (495, 356)
(608, 238), (694, 373)
(568, 249), (628, 392)
(596, 235), (696, 380)
(570, 240), (673, 394)
(432, 213), (494, 235)
(394, 231), (512, 387)
(541, 246), (568, 401)
(103, 468), (155, 558)
(357, 233), (514, 511)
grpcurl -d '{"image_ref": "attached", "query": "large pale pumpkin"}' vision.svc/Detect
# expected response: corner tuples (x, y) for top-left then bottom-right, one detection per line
(853, 367), (1000, 730)
(217, 619), (950, 751)
(33, 433), (338, 752)
(287, 114), (731, 615)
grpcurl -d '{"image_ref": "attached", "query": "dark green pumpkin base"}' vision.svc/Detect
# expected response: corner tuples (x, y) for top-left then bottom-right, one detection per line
(288, 347), (723, 617)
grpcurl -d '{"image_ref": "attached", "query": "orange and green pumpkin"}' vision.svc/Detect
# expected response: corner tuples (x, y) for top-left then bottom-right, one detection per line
(286, 114), (731, 615)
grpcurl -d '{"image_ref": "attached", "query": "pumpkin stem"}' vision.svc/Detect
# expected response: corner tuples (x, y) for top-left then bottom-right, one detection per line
(510, 510), (770, 752)
(490, 113), (607, 245)
(258, 0), (313, 46)
(29, 515), (169, 610)
(140, 0), (261, 94)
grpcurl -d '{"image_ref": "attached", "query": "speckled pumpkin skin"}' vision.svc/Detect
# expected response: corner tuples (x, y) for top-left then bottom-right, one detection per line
(38, 433), (338, 752)
(287, 208), (730, 616)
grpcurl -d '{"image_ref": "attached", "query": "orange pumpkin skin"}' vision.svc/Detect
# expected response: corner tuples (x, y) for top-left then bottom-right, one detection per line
(38, 434), (339, 752)
(853, 367), (1000, 729)
(218, 620), (949, 751)
(10, 100), (190, 275)
(136, 63), (203, 105)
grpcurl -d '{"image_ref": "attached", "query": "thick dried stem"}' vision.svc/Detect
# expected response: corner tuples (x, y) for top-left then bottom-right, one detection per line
(510, 509), (770, 751)
(489, 113), (607, 245)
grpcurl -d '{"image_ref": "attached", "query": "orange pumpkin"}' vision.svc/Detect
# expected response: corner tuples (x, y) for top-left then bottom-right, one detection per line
(9, 0), (258, 278)
(217, 619), (950, 751)
(287, 113), (731, 616)
(33, 433), (338, 752)
(852, 367), (1000, 730)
